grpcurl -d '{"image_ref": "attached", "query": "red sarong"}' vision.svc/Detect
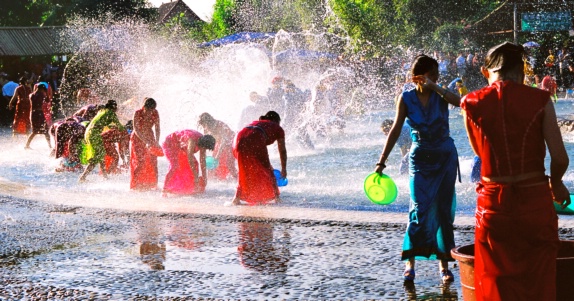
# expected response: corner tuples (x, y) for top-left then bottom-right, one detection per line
(474, 181), (559, 301)
(162, 131), (204, 195)
(130, 134), (158, 191)
(211, 142), (235, 180)
(12, 85), (31, 134)
(233, 127), (279, 204)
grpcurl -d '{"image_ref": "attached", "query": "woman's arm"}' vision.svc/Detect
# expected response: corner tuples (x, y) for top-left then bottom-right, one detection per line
(375, 97), (407, 175)
(413, 75), (461, 107)
(187, 139), (199, 183)
(154, 111), (160, 145)
(277, 137), (287, 179)
(461, 109), (479, 156)
(132, 111), (152, 146)
(543, 100), (570, 208)
(8, 88), (18, 110)
(199, 148), (206, 187)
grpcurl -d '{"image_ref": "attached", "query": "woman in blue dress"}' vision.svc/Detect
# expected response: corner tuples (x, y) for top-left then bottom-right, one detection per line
(375, 55), (460, 283)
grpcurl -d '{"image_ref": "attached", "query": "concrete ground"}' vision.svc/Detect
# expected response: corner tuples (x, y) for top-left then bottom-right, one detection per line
(1, 193), (574, 301)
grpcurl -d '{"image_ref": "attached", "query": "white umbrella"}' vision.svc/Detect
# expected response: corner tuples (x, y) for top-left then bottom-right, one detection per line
(523, 41), (540, 48)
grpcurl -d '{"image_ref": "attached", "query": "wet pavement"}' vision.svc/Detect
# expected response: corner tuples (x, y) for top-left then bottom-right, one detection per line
(1, 196), (574, 300)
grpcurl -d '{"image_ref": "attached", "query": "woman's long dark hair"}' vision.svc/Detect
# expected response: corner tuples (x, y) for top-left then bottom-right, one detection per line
(410, 54), (438, 76)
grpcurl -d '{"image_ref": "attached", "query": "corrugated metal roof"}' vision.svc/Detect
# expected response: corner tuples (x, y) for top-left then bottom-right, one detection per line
(0, 27), (67, 56)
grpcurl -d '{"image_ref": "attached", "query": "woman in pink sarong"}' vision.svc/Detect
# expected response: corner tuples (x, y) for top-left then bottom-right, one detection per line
(162, 130), (215, 196)
(227, 111), (287, 206)
(130, 98), (161, 191)
(8, 77), (32, 135)
(197, 112), (237, 180)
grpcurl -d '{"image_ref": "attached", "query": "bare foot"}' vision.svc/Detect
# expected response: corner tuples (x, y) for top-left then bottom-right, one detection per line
(224, 198), (241, 207)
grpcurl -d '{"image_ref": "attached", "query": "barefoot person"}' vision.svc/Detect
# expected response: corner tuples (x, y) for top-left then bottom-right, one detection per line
(52, 117), (86, 172)
(8, 77), (32, 135)
(461, 42), (570, 301)
(162, 129), (215, 196)
(25, 84), (52, 149)
(78, 100), (125, 182)
(227, 111), (287, 206)
(374, 54), (460, 283)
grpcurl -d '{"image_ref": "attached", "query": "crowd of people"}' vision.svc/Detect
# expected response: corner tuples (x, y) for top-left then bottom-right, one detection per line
(239, 75), (349, 150)
(1, 41), (572, 300)
(2, 78), (288, 204)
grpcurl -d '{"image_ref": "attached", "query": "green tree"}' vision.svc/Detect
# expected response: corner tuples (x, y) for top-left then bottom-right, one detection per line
(0, 0), (52, 26)
(0, 0), (157, 27)
(326, 0), (403, 57)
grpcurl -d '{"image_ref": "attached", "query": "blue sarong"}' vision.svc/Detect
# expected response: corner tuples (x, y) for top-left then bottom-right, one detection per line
(400, 88), (458, 261)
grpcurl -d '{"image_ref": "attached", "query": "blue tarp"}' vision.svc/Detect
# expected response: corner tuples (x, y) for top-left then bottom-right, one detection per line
(199, 32), (276, 48)
(273, 49), (338, 63)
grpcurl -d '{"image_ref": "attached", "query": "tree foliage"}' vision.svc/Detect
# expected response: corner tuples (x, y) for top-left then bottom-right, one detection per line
(0, 0), (156, 27)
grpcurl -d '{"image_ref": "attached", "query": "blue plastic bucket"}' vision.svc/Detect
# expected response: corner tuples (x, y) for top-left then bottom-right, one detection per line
(273, 169), (288, 187)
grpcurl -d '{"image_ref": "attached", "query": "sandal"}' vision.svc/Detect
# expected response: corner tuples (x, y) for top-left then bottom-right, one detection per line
(441, 269), (454, 282)
(403, 268), (415, 281)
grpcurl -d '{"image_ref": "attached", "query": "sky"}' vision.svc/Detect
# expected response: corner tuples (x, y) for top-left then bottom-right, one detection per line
(148, 0), (216, 22)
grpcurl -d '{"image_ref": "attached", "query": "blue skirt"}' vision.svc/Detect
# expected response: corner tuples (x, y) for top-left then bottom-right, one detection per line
(401, 137), (458, 261)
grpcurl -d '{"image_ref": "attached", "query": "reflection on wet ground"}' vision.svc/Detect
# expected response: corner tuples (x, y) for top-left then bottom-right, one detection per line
(0, 198), (481, 300)
(4, 198), (573, 300)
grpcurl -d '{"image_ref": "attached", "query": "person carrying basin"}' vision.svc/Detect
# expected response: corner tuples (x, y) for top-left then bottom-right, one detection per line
(460, 41), (570, 301)
(374, 54), (461, 283)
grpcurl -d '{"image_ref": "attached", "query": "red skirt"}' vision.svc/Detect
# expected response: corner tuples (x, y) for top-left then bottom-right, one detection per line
(129, 134), (158, 191)
(211, 142), (235, 180)
(13, 102), (31, 134)
(474, 181), (559, 301)
(162, 138), (202, 195)
(233, 127), (278, 204)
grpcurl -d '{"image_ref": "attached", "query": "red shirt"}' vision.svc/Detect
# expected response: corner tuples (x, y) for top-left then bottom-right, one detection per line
(461, 81), (550, 177)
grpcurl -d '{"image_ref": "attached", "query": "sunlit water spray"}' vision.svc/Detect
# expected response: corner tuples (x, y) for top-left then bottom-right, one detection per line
(3, 18), (574, 216)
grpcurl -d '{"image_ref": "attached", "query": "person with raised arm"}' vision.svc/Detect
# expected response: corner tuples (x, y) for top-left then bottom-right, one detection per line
(374, 54), (460, 283)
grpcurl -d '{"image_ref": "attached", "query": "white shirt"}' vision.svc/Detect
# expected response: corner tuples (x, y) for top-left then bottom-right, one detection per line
(456, 56), (466, 67)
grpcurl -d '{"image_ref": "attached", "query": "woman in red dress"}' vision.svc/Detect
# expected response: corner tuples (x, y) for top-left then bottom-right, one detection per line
(8, 77), (32, 135)
(227, 111), (287, 206)
(161, 129), (215, 196)
(130, 98), (161, 191)
(197, 112), (237, 180)
(25, 84), (52, 149)
(461, 42), (570, 301)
